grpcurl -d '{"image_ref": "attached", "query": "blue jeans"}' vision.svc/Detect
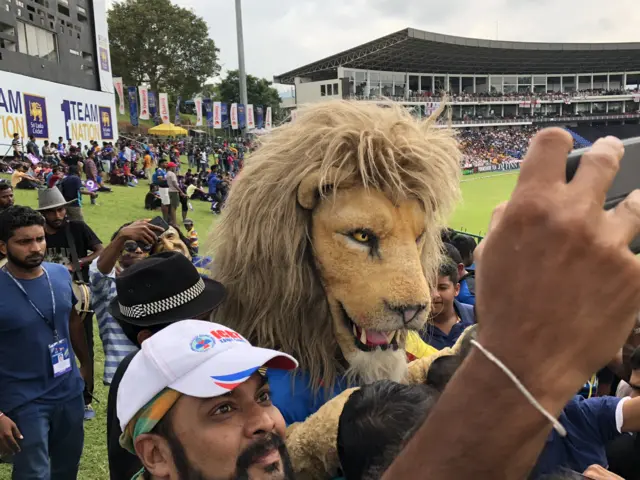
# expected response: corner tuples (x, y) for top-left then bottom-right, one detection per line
(9, 395), (84, 480)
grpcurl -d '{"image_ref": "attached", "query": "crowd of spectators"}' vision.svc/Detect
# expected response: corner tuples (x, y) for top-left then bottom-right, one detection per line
(458, 127), (540, 168)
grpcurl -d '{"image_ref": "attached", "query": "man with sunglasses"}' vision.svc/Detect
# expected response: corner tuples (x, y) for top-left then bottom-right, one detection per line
(89, 220), (165, 386)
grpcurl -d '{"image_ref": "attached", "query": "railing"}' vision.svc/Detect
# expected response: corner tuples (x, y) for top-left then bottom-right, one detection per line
(349, 91), (639, 104)
(449, 118), (533, 125)
(451, 229), (485, 242)
(533, 112), (640, 123)
(437, 111), (640, 127)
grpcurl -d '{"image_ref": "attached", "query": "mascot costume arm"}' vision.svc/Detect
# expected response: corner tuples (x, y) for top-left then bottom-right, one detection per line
(283, 327), (476, 479)
(285, 388), (358, 480)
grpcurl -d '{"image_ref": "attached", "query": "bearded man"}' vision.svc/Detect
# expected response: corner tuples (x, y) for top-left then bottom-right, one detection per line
(38, 187), (103, 420)
(118, 320), (298, 480)
(0, 205), (90, 478)
(0, 181), (14, 212)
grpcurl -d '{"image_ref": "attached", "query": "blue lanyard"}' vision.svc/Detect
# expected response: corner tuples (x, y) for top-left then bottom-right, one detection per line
(3, 266), (58, 340)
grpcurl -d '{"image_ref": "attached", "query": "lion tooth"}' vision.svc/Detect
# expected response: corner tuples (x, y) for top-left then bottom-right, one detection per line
(387, 331), (396, 343)
(352, 324), (358, 337)
(360, 329), (368, 344)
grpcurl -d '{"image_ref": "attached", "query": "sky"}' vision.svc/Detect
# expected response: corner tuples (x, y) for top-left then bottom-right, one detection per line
(106, 0), (640, 91)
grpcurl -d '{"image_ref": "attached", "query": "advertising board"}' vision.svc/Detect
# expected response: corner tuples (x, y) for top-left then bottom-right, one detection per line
(0, 70), (118, 145)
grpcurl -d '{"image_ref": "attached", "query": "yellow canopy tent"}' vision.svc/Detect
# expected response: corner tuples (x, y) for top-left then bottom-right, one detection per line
(148, 123), (189, 136)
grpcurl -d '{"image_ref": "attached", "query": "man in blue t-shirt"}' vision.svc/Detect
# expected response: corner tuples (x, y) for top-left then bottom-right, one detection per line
(0, 206), (89, 478)
(152, 159), (170, 222)
(59, 165), (97, 222)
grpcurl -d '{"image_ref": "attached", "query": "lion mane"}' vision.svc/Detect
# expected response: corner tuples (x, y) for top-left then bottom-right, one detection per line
(210, 100), (461, 393)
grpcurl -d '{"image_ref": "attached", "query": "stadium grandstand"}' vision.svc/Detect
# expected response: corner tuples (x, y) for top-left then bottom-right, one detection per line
(275, 28), (640, 171)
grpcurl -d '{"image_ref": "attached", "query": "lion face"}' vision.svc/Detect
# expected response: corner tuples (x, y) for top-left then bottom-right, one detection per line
(311, 186), (430, 380)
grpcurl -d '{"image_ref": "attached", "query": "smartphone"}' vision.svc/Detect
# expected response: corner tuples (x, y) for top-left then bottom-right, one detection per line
(556, 470), (591, 480)
(149, 216), (170, 233)
(566, 136), (640, 253)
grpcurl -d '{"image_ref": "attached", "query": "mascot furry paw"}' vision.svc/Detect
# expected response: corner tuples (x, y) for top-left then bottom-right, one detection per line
(211, 100), (462, 478)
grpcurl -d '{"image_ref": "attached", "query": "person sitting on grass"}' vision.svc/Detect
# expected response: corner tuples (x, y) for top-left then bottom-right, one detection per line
(145, 185), (162, 211)
(46, 165), (63, 189)
(109, 165), (126, 186)
(186, 178), (211, 202)
(122, 161), (136, 187)
(11, 164), (41, 190)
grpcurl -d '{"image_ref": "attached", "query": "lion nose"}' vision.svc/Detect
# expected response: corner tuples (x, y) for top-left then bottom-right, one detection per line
(389, 304), (426, 324)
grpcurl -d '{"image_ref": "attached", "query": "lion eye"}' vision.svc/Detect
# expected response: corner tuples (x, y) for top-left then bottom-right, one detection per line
(352, 231), (370, 243)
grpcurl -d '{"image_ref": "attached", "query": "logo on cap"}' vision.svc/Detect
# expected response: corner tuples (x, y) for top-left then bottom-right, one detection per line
(190, 334), (215, 353)
(210, 328), (247, 345)
(211, 367), (259, 390)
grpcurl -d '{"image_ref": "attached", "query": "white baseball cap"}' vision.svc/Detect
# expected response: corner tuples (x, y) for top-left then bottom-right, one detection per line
(117, 319), (298, 431)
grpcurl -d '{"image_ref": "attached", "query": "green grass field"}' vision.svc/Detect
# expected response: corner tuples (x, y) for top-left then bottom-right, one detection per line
(0, 168), (519, 480)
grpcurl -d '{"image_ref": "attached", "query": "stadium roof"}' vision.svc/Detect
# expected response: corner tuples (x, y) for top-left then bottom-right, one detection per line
(274, 28), (640, 85)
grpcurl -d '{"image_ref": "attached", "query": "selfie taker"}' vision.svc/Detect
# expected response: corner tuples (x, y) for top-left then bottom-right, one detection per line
(89, 219), (165, 386)
(0, 206), (90, 479)
(117, 320), (298, 480)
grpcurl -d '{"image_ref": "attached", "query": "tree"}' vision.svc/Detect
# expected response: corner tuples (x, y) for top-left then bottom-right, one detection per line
(217, 70), (281, 109)
(200, 83), (219, 99)
(108, 0), (220, 99)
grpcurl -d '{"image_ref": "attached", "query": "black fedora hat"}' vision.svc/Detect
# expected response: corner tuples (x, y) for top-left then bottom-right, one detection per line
(108, 251), (225, 326)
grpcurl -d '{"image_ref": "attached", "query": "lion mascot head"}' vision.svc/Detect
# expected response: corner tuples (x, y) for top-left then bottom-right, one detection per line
(210, 100), (461, 394)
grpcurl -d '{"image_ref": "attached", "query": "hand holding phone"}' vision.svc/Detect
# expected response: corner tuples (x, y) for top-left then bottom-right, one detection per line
(566, 136), (640, 252)
(148, 216), (170, 233)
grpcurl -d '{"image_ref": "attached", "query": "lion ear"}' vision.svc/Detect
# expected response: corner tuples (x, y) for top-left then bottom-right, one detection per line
(297, 167), (352, 210)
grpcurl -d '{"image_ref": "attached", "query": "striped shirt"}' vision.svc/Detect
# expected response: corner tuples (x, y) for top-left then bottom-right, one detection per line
(89, 259), (138, 385)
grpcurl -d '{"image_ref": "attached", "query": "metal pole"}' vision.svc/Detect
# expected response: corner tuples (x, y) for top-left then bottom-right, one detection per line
(235, 0), (248, 137)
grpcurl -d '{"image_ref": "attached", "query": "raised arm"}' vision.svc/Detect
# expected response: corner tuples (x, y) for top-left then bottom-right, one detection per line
(384, 130), (640, 479)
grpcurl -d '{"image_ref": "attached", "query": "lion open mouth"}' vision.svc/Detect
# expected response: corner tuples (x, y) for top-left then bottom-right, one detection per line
(340, 303), (399, 352)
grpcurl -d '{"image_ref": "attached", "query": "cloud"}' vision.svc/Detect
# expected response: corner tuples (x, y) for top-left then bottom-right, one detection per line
(106, 0), (640, 86)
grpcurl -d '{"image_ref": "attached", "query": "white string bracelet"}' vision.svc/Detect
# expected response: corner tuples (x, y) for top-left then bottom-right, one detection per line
(470, 339), (567, 437)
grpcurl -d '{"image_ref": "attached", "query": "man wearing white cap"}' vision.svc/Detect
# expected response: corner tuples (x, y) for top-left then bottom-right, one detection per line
(117, 319), (298, 480)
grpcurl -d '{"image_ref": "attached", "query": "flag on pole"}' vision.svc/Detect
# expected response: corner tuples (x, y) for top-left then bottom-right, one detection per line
(213, 102), (222, 129)
(256, 106), (264, 129)
(204, 98), (213, 128)
(246, 104), (255, 129)
(221, 103), (229, 128)
(175, 96), (182, 125)
(113, 77), (125, 115)
(195, 96), (203, 126)
(138, 86), (149, 120)
(238, 104), (246, 128)
(230, 103), (238, 130)
(265, 107), (272, 129)
(148, 91), (157, 117)
(159, 93), (170, 124)
(127, 86), (138, 126)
